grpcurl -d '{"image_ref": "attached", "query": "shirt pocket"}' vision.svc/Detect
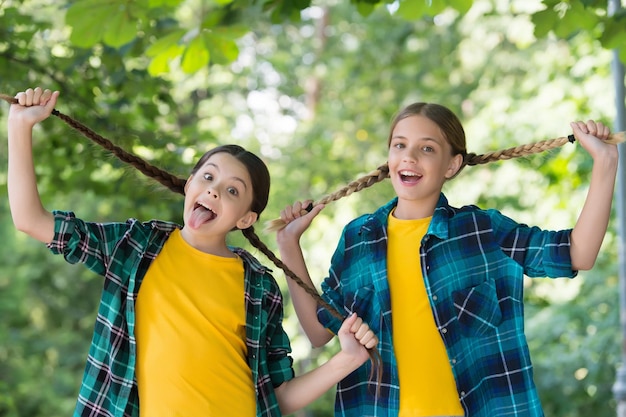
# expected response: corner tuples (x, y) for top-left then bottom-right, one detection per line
(452, 279), (503, 338)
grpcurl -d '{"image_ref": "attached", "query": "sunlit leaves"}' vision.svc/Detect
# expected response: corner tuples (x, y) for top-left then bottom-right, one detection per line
(66, 0), (147, 48)
(145, 29), (185, 75)
(181, 34), (209, 73)
(207, 25), (246, 62)
(61, 0), (626, 76)
(600, 12), (626, 50)
(532, 0), (625, 64)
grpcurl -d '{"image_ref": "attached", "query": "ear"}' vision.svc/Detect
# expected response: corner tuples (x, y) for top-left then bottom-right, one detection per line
(236, 211), (258, 230)
(445, 154), (464, 179)
(184, 175), (193, 194)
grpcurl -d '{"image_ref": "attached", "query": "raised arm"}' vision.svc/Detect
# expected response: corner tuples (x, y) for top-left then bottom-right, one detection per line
(569, 120), (619, 270)
(7, 87), (59, 243)
(276, 200), (335, 347)
(273, 313), (377, 415)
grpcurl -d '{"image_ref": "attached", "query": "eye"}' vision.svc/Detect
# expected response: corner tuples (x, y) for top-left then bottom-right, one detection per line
(393, 142), (405, 149)
(227, 187), (239, 196)
(422, 145), (435, 153)
(203, 173), (213, 181)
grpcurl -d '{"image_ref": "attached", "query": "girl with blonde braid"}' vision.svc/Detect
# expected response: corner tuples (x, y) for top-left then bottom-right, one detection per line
(275, 102), (621, 417)
(7, 86), (378, 417)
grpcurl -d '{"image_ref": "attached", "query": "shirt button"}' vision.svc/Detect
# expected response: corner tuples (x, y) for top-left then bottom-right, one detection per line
(432, 295), (438, 301)
(461, 391), (466, 396)
(441, 328), (447, 334)
(451, 358), (457, 364)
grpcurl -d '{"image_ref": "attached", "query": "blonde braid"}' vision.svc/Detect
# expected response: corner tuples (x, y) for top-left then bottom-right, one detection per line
(265, 131), (625, 231)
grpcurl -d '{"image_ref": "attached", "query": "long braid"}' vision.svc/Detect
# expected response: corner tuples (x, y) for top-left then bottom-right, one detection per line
(265, 131), (625, 231)
(4, 92), (620, 395)
(265, 164), (390, 232)
(1, 92), (346, 319)
(242, 225), (383, 389)
(2, 92), (383, 386)
(242, 226), (342, 320)
(1, 93), (187, 194)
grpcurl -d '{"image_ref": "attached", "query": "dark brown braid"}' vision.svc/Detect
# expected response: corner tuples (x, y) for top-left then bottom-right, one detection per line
(1, 93), (187, 194)
(1, 92), (383, 387)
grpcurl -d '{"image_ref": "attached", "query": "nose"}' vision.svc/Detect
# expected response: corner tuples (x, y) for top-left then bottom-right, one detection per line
(207, 188), (219, 199)
(402, 152), (417, 163)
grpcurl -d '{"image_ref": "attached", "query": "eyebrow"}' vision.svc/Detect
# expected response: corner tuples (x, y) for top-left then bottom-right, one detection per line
(205, 162), (249, 191)
(391, 135), (442, 144)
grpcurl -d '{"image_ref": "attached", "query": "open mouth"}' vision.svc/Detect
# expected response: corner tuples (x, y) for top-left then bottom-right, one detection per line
(188, 202), (217, 228)
(399, 170), (421, 184)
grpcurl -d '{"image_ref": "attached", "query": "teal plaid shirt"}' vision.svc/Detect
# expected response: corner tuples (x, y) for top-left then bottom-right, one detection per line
(47, 210), (294, 417)
(317, 194), (575, 417)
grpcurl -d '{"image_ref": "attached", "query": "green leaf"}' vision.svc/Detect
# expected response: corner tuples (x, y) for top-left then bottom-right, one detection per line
(209, 25), (250, 40)
(103, 12), (139, 48)
(448, 0), (472, 15)
(204, 32), (239, 65)
(147, 43), (184, 75)
(554, 2), (598, 38)
(532, 9), (559, 39)
(66, 0), (147, 48)
(145, 29), (186, 57)
(180, 35), (209, 74)
(65, 0), (116, 47)
(354, 2), (376, 17)
(600, 17), (625, 50)
(396, 0), (427, 20)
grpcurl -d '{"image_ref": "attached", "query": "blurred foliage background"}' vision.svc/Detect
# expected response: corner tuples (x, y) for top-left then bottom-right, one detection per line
(1, 0), (625, 416)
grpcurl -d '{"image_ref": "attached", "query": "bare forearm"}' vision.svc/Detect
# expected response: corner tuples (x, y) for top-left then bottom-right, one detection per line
(274, 351), (361, 415)
(277, 238), (334, 346)
(570, 150), (618, 270)
(8, 124), (54, 243)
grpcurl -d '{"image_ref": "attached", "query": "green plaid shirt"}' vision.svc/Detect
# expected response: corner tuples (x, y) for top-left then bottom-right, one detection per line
(317, 194), (575, 417)
(47, 210), (294, 417)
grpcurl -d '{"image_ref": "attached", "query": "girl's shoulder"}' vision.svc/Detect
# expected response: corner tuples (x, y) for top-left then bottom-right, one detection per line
(230, 246), (272, 275)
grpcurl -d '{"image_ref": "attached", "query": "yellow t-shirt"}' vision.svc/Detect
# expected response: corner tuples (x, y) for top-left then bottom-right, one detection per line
(135, 229), (255, 417)
(387, 212), (464, 417)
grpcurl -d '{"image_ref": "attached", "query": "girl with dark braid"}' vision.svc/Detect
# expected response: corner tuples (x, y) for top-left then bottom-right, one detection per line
(6, 87), (378, 417)
(275, 102), (621, 417)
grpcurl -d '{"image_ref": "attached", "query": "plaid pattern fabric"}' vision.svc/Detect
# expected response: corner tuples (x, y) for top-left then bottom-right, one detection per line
(317, 194), (575, 417)
(47, 210), (293, 417)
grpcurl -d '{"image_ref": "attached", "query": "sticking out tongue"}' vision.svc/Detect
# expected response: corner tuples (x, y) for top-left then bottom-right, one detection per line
(188, 204), (216, 229)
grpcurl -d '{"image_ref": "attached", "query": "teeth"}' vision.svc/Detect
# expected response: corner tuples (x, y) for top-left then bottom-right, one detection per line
(400, 170), (419, 177)
(197, 202), (215, 213)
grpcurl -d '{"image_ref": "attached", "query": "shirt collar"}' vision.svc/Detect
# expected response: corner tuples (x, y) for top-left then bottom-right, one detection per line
(231, 246), (270, 274)
(361, 193), (452, 241)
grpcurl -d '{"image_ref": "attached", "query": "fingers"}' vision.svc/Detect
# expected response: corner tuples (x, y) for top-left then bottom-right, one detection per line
(279, 200), (324, 223)
(349, 314), (379, 350)
(570, 120), (611, 140)
(14, 87), (58, 107)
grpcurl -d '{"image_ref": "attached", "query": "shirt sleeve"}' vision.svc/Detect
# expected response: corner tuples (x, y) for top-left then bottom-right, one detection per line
(487, 208), (576, 278)
(263, 274), (295, 387)
(46, 210), (133, 277)
(317, 231), (349, 335)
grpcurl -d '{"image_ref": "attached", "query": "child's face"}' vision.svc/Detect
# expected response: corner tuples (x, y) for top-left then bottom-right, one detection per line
(183, 152), (258, 235)
(388, 114), (462, 215)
